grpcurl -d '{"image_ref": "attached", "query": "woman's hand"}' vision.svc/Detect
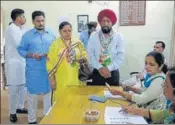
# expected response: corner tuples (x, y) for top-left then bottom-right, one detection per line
(121, 105), (138, 115)
(49, 76), (56, 90)
(122, 85), (132, 91)
(50, 82), (56, 90)
(122, 85), (141, 94)
(77, 56), (87, 63)
(121, 105), (150, 119)
(108, 88), (123, 95)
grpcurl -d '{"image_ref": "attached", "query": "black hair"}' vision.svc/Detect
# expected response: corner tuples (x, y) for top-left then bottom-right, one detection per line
(146, 51), (168, 74)
(11, 8), (24, 21)
(156, 41), (166, 49)
(59, 21), (72, 30)
(168, 66), (175, 95)
(162, 64), (168, 75)
(87, 22), (97, 30)
(9, 22), (13, 25)
(32, 11), (45, 20)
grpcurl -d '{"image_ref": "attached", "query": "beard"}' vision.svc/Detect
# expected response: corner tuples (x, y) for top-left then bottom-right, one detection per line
(35, 25), (44, 30)
(101, 26), (111, 34)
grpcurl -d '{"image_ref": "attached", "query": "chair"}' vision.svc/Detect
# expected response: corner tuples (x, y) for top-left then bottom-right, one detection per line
(130, 71), (144, 87)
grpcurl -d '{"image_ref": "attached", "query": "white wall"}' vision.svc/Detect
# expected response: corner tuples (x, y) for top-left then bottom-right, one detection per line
(1, 1), (174, 80)
(170, 2), (175, 67)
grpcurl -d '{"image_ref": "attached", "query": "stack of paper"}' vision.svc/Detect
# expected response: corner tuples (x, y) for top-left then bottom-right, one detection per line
(104, 90), (124, 99)
(104, 107), (148, 124)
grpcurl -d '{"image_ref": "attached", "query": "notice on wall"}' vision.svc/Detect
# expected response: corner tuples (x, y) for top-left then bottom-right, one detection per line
(119, 1), (146, 26)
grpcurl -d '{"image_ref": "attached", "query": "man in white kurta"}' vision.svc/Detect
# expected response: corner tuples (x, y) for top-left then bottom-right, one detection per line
(4, 8), (28, 123)
(1, 20), (5, 89)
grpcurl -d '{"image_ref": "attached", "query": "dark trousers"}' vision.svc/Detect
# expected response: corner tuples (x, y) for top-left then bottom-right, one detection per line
(87, 69), (120, 86)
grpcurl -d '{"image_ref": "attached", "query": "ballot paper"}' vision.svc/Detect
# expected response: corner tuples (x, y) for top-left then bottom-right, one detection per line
(104, 107), (148, 124)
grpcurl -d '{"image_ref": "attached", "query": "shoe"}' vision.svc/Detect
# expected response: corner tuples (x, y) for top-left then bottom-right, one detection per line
(10, 114), (17, 123)
(28, 121), (37, 124)
(16, 108), (28, 114)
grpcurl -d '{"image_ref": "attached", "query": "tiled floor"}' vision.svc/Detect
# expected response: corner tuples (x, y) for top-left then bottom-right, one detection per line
(1, 88), (44, 124)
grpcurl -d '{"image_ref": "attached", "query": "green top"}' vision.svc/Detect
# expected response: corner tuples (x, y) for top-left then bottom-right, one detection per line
(150, 109), (175, 124)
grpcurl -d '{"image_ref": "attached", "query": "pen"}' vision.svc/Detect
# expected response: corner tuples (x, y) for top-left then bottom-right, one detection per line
(119, 102), (135, 113)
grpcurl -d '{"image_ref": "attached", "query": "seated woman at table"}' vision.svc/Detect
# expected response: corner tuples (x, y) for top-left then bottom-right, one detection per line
(46, 21), (87, 103)
(109, 51), (167, 109)
(121, 66), (175, 124)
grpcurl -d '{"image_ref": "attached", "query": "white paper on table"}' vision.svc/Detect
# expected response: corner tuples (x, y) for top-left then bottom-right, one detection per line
(104, 90), (124, 99)
(104, 107), (148, 124)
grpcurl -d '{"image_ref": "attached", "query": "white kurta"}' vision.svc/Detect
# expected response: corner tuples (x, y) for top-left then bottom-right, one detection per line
(132, 72), (165, 104)
(1, 21), (5, 64)
(4, 23), (27, 85)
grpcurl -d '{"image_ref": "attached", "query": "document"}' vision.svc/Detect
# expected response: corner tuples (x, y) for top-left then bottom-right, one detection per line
(104, 107), (148, 124)
(104, 90), (124, 99)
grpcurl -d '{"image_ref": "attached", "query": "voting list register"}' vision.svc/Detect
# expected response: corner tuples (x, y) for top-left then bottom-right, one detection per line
(104, 83), (147, 124)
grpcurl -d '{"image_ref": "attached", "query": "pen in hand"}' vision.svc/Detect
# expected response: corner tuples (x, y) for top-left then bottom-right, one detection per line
(119, 102), (135, 113)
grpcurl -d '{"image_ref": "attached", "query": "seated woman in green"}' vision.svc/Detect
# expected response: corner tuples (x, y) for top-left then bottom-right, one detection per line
(121, 66), (175, 124)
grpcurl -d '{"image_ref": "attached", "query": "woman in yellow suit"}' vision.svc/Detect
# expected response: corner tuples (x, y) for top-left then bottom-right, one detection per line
(46, 21), (87, 103)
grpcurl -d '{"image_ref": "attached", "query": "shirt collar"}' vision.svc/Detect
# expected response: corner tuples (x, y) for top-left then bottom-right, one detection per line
(32, 28), (49, 34)
(11, 23), (21, 29)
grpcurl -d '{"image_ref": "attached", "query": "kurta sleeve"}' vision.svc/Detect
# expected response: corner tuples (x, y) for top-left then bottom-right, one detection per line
(17, 33), (29, 58)
(150, 109), (169, 123)
(79, 32), (85, 47)
(131, 77), (164, 104)
(46, 40), (59, 73)
(7, 27), (22, 47)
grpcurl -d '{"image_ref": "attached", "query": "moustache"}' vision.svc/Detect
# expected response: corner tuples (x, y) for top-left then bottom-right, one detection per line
(36, 26), (44, 30)
(102, 26), (111, 33)
(39, 25), (44, 27)
(102, 26), (110, 29)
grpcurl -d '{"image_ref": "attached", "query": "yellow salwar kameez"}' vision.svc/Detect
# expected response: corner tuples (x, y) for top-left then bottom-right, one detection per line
(46, 38), (87, 103)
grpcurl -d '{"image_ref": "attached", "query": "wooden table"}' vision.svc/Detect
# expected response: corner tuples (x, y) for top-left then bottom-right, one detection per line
(40, 86), (129, 124)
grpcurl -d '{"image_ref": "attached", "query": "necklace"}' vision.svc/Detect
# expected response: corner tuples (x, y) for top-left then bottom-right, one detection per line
(98, 30), (113, 67)
(98, 30), (114, 51)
